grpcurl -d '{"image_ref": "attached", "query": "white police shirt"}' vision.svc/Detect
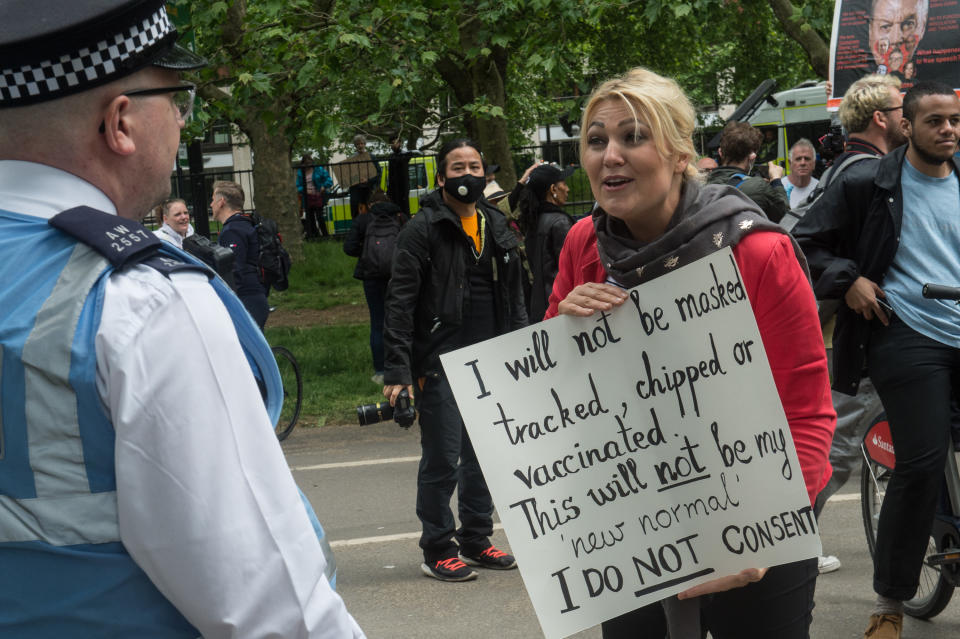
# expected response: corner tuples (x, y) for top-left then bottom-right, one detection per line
(0, 160), (364, 639)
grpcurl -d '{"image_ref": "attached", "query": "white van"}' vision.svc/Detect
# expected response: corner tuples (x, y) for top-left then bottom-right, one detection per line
(744, 80), (834, 170)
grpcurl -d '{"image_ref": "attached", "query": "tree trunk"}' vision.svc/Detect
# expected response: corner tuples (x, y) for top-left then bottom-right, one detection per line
(767, 0), (830, 78)
(242, 115), (304, 261)
(436, 10), (517, 189)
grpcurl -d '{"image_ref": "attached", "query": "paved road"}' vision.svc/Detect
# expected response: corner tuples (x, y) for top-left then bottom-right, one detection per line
(285, 422), (960, 639)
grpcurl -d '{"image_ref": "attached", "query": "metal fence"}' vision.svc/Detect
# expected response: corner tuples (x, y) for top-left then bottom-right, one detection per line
(168, 142), (595, 235)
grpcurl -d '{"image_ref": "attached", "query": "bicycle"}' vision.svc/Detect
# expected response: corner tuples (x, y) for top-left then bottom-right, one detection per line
(271, 345), (302, 441)
(860, 282), (960, 619)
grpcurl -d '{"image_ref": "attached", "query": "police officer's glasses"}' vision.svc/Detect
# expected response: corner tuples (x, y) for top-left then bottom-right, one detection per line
(122, 84), (197, 122)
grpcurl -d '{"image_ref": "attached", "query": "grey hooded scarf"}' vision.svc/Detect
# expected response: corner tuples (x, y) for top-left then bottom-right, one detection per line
(593, 179), (810, 289)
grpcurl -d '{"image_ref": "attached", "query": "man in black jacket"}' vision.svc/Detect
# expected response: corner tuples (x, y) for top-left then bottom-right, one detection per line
(383, 139), (528, 582)
(213, 180), (268, 329)
(707, 121), (789, 223)
(797, 73), (905, 577)
(795, 82), (960, 639)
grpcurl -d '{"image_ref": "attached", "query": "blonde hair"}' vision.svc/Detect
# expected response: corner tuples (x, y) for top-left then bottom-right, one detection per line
(580, 67), (700, 182)
(838, 74), (902, 134)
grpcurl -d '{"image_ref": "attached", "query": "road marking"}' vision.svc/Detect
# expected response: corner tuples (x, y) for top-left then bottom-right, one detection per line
(328, 498), (863, 548)
(330, 523), (504, 548)
(290, 455), (419, 472)
(828, 492), (859, 503)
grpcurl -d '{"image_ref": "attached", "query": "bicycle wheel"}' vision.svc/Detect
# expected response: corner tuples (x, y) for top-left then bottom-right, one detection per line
(271, 346), (302, 441)
(860, 455), (954, 619)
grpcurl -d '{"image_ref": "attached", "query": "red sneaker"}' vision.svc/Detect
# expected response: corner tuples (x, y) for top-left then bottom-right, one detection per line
(459, 545), (517, 570)
(421, 557), (479, 582)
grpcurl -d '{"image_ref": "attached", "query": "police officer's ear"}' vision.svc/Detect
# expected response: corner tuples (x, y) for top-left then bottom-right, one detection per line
(100, 94), (137, 157)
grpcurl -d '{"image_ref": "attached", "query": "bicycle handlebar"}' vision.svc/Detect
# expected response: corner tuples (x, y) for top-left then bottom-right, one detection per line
(922, 283), (960, 301)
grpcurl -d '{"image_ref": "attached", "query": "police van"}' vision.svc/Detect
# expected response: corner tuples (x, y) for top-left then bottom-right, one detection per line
(323, 155), (437, 235)
(742, 80), (834, 170)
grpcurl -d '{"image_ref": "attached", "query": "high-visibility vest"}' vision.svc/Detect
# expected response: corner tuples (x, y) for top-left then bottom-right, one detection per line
(0, 206), (282, 637)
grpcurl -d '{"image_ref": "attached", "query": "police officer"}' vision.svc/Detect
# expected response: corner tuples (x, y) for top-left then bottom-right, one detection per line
(0, 2), (363, 636)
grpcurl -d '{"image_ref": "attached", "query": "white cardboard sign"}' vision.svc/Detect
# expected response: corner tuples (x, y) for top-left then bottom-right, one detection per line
(440, 247), (821, 639)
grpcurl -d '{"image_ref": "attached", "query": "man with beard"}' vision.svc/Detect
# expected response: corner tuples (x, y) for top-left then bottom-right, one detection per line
(792, 73), (907, 579)
(834, 74), (907, 167)
(795, 81), (960, 639)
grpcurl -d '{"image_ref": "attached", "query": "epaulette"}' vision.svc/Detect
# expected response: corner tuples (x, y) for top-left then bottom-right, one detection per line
(49, 206), (161, 268)
(49, 206), (211, 279)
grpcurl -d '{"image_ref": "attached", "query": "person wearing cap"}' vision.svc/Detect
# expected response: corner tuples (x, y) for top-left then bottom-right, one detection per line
(513, 163), (576, 321)
(484, 162), (500, 184)
(0, 1), (364, 637)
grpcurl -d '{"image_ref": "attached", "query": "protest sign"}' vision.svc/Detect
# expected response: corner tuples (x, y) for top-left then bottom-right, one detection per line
(829, 0), (960, 109)
(440, 248), (821, 639)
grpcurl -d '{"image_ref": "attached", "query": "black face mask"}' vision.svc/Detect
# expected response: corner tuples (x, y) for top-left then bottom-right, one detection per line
(442, 174), (486, 204)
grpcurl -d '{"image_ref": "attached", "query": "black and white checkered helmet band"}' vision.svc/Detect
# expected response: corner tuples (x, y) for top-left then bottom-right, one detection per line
(0, 8), (175, 107)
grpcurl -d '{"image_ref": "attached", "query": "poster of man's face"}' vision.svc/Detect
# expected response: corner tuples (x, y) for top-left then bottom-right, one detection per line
(829, 0), (957, 109)
(869, 0), (928, 69)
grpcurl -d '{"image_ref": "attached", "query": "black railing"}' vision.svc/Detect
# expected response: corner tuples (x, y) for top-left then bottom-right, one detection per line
(167, 147), (596, 234)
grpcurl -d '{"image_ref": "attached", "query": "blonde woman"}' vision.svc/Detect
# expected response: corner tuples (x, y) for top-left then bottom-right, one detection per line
(546, 67), (835, 638)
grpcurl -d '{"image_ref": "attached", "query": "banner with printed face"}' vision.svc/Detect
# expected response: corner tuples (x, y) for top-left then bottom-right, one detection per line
(440, 248), (822, 639)
(829, 0), (960, 109)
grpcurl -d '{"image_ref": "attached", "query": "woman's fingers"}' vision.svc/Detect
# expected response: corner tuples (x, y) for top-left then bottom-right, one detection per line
(676, 567), (768, 599)
(558, 283), (628, 316)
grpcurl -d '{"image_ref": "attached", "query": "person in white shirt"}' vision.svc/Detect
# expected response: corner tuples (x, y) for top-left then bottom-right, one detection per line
(0, 1), (364, 637)
(154, 197), (195, 249)
(784, 139), (820, 208)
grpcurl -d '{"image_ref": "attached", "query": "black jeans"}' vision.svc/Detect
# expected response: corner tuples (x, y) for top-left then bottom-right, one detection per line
(867, 316), (960, 600)
(416, 374), (494, 561)
(600, 558), (818, 639)
(362, 278), (387, 373)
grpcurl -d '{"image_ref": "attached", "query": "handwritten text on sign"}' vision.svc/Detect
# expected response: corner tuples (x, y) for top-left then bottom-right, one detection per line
(440, 248), (821, 639)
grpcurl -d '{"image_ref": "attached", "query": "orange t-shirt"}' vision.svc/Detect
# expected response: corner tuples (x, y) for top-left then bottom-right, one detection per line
(460, 213), (480, 252)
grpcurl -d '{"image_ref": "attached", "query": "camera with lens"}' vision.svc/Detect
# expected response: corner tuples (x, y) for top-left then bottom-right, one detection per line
(818, 125), (845, 163)
(356, 388), (416, 428)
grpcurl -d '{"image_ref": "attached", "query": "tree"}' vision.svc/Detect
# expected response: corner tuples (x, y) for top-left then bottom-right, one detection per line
(179, 0), (342, 259)
(328, 0), (618, 187)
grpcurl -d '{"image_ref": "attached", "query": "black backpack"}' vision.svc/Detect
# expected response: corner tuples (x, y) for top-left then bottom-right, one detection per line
(780, 153), (878, 232)
(248, 213), (292, 291)
(359, 210), (403, 279)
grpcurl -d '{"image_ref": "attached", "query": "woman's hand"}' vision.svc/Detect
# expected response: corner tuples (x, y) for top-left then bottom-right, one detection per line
(519, 161), (542, 185)
(676, 567), (768, 599)
(557, 283), (628, 317)
(383, 384), (415, 406)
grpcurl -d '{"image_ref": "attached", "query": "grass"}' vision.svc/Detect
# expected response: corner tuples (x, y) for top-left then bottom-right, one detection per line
(265, 324), (385, 427)
(269, 239), (363, 310)
(264, 238), (383, 427)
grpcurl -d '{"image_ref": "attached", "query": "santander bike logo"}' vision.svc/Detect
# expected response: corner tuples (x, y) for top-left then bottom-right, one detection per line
(865, 419), (897, 470)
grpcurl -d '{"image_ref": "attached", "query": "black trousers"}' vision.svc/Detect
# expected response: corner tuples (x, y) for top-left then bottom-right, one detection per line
(415, 374), (494, 561)
(600, 558), (818, 639)
(239, 293), (269, 331)
(362, 278), (387, 373)
(867, 316), (960, 600)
